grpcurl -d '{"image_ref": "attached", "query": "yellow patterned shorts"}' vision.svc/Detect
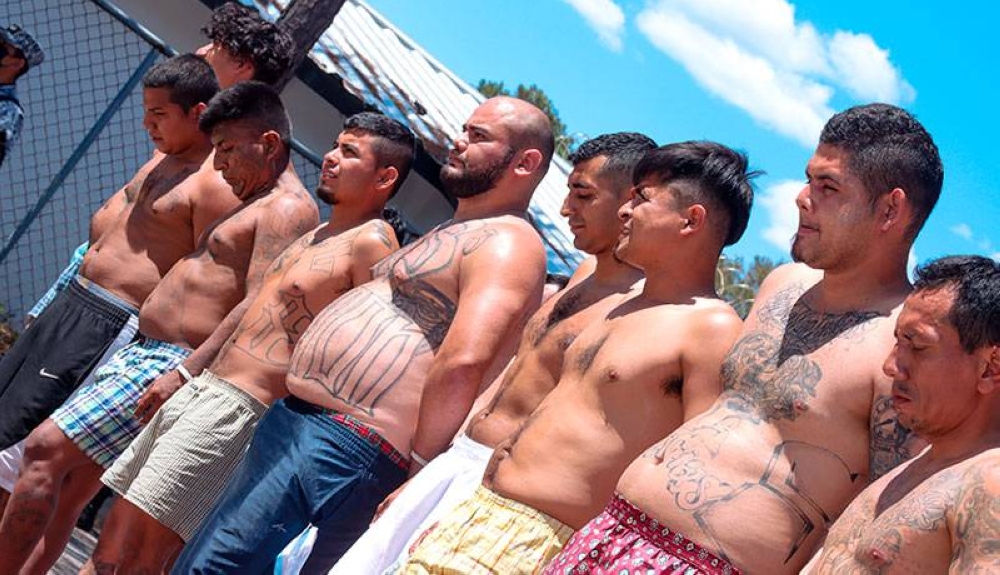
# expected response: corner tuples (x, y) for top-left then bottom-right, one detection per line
(397, 484), (575, 574)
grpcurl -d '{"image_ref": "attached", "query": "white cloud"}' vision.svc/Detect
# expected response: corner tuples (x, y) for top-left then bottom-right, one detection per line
(950, 223), (974, 241)
(562, 0), (626, 51)
(992, 252), (1000, 262)
(759, 179), (803, 251)
(907, 248), (918, 281)
(636, 0), (914, 147)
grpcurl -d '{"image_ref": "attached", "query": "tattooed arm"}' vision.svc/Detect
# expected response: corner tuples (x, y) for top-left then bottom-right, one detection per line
(949, 463), (1000, 574)
(408, 222), (546, 475)
(135, 196), (318, 421)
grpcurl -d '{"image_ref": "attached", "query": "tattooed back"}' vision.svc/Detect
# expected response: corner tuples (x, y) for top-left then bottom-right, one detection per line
(618, 263), (906, 574)
(81, 153), (237, 308)
(209, 219), (398, 405)
(815, 447), (1000, 574)
(286, 216), (533, 455)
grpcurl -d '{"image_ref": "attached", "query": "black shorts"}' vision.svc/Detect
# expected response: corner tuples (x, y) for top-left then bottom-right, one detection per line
(0, 278), (138, 449)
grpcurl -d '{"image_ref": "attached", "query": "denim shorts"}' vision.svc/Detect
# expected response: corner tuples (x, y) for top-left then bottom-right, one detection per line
(172, 396), (410, 575)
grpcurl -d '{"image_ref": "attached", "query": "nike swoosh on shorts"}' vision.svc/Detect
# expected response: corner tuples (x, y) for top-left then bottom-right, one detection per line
(38, 368), (61, 380)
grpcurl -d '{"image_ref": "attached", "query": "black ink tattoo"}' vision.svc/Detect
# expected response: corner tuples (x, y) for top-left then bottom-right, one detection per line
(869, 396), (915, 481)
(721, 332), (822, 422)
(391, 278), (457, 350)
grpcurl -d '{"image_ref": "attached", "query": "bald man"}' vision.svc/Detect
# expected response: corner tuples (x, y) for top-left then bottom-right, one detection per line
(172, 97), (555, 574)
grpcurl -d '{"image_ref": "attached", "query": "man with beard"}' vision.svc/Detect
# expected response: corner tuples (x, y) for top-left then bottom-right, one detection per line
(399, 141), (751, 574)
(172, 96), (552, 574)
(329, 132), (653, 574)
(544, 104), (942, 575)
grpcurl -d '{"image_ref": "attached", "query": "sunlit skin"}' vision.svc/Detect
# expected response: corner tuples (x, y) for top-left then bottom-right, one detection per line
(811, 287), (1000, 574)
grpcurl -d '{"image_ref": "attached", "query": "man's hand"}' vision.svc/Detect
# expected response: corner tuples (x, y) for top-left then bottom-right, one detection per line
(134, 369), (185, 424)
(372, 479), (411, 523)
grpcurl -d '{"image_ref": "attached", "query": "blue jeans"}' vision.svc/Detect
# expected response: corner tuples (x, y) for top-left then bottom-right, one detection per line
(171, 397), (409, 575)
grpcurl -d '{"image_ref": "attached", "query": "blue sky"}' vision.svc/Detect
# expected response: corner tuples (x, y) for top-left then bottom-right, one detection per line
(366, 0), (999, 266)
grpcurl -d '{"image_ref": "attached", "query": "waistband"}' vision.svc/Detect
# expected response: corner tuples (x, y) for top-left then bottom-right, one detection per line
(474, 485), (573, 535)
(134, 334), (193, 355)
(193, 370), (268, 417)
(286, 396), (409, 471)
(453, 433), (498, 461)
(71, 276), (140, 317)
(609, 493), (741, 575)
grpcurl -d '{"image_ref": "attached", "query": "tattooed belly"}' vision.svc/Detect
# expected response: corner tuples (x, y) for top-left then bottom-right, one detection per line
(619, 408), (866, 574)
(285, 286), (435, 418)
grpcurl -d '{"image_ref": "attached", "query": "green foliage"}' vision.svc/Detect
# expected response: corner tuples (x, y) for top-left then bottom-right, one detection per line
(716, 254), (783, 319)
(476, 79), (576, 158)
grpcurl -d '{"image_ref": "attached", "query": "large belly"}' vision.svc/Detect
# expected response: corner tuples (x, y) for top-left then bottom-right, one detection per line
(618, 407), (867, 574)
(285, 284), (435, 452)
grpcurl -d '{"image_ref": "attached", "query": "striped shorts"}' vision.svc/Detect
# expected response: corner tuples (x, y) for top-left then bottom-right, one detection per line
(52, 337), (190, 468)
(101, 371), (266, 541)
(398, 485), (575, 575)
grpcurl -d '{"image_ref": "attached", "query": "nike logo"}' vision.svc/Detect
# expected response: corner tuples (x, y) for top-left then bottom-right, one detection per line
(39, 368), (60, 380)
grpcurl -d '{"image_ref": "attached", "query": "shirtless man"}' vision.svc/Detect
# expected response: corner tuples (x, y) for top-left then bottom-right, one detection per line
(400, 140), (751, 574)
(545, 103), (944, 575)
(0, 54), (234, 460)
(0, 79), (318, 574)
(330, 132), (653, 573)
(809, 255), (1000, 574)
(171, 96), (552, 574)
(59, 82), (317, 574)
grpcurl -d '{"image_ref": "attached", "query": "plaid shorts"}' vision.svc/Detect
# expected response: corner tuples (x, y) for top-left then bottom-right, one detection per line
(398, 485), (575, 574)
(52, 337), (190, 468)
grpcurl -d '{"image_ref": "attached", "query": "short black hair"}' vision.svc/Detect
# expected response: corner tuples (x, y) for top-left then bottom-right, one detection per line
(913, 255), (1000, 353)
(202, 2), (294, 85)
(820, 104), (943, 240)
(633, 141), (759, 247)
(569, 132), (657, 192)
(142, 54), (219, 113)
(343, 112), (416, 198)
(199, 81), (290, 144)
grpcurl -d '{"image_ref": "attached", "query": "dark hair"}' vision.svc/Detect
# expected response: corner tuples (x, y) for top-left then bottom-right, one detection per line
(344, 112), (416, 198)
(570, 132), (657, 192)
(199, 81), (290, 143)
(201, 2), (294, 85)
(912, 255), (1000, 353)
(142, 54), (219, 112)
(633, 141), (759, 247)
(820, 104), (943, 240)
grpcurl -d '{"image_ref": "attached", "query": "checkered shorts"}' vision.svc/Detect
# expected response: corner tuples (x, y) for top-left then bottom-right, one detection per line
(52, 337), (190, 468)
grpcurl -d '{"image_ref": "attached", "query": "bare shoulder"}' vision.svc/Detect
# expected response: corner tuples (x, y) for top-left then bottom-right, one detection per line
(470, 214), (545, 262)
(352, 219), (399, 258)
(755, 262), (822, 300)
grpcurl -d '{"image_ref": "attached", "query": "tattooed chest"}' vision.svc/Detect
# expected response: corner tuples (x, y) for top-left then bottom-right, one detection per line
(721, 332), (822, 422)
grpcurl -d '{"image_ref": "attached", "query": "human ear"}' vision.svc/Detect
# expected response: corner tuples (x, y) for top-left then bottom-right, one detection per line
(880, 188), (907, 232)
(514, 149), (543, 176)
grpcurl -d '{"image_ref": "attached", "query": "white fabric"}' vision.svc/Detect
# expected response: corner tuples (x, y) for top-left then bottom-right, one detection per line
(0, 314), (137, 494)
(273, 433), (493, 575)
(0, 440), (24, 492)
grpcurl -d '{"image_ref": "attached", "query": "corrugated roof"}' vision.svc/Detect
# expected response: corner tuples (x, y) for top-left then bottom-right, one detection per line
(245, 0), (583, 273)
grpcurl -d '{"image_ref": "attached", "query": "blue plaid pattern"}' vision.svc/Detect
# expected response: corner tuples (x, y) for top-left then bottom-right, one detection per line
(28, 242), (89, 319)
(52, 337), (190, 468)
